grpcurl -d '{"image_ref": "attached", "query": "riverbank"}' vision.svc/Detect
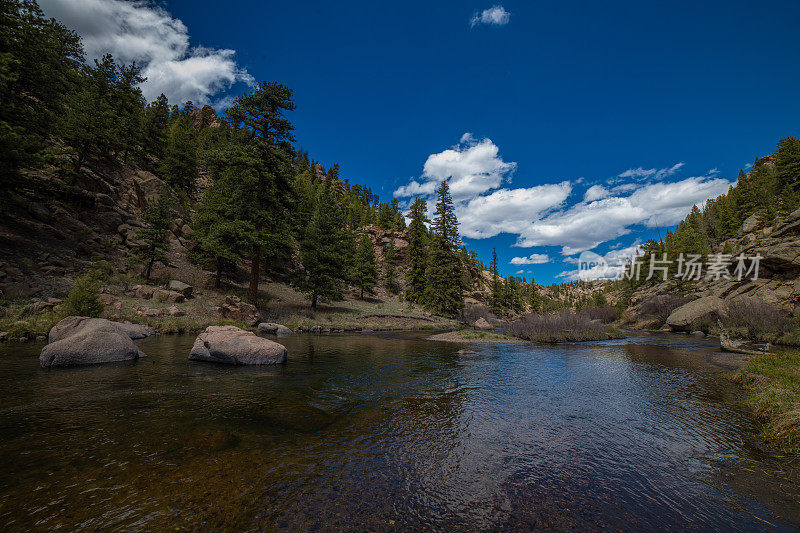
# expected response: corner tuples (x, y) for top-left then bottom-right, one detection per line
(735, 349), (800, 453)
(0, 278), (459, 342)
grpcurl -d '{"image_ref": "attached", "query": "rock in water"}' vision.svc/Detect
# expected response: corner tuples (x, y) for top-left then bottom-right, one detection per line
(189, 326), (287, 365)
(257, 322), (292, 336)
(474, 317), (492, 330)
(40, 317), (147, 367)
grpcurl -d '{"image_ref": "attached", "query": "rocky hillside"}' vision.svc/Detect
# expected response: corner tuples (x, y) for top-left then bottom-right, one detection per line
(622, 206), (800, 333)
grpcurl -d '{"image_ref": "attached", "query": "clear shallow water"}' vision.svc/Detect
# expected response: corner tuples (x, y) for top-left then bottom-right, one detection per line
(0, 332), (797, 531)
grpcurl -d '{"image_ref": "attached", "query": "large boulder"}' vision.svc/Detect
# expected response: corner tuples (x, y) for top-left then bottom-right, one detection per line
(257, 322), (292, 336)
(665, 296), (724, 331)
(168, 280), (193, 298)
(189, 326), (287, 365)
(40, 317), (147, 367)
(474, 317), (492, 330)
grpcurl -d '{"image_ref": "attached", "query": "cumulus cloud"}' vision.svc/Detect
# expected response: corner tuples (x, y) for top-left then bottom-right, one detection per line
(470, 5), (511, 27)
(40, 0), (253, 106)
(516, 175), (732, 254)
(394, 134), (517, 203)
(396, 135), (733, 264)
(458, 183), (571, 239)
(510, 254), (550, 265)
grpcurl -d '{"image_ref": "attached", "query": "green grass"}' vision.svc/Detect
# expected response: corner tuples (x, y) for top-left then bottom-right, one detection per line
(735, 350), (800, 452)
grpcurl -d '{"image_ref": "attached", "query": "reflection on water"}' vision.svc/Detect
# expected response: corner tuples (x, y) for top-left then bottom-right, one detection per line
(0, 332), (797, 530)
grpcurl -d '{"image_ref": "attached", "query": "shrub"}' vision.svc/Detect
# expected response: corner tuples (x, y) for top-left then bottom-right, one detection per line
(63, 270), (104, 317)
(461, 303), (496, 324)
(725, 298), (794, 341)
(507, 310), (619, 342)
(637, 294), (692, 323)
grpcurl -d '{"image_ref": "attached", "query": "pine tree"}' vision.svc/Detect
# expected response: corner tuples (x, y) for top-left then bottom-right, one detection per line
(134, 194), (174, 280)
(297, 188), (350, 310)
(160, 112), (198, 193)
(116, 62), (145, 164)
(353, 234), (377, 299)
(407, 198), (429, 302)
(0, 0), (82, 190)
(192, 169), (253, 288)
(142, 93), (170, 160)
(423, 181), (464, 317)
(489, 247), (503, 315)
(59, 54), (118, 173)
(226, 82), (296, 305)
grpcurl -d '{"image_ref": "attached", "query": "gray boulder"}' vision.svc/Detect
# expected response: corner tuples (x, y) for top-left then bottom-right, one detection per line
(189, 326), (287, 365)
(257, 322), (292, 336)
(40, 317), (147, 367)
(168, 280), (193, 298)
(474, 317), (492, 330)
(666, 296), (724, 331)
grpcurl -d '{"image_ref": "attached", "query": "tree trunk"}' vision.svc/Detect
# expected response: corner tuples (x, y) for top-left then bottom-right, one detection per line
(248, 243), (260, 305)
(215, 257), (222, 289)
(360, 285), (364, 299)
(311, 291), (318, 311)
(145, 258), (154, 281)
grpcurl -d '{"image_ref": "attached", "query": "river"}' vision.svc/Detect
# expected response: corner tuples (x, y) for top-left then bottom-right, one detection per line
(0, 331), (797, 530)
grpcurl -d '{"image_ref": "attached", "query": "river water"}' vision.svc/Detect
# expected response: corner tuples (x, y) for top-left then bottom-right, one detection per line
(0, 331), (797, 530)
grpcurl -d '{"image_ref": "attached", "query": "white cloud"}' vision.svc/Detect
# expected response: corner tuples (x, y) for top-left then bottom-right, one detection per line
(583, 184), (610, 202)
(515, 175), (732, 254)
(396, 135), (733, 264)
(394, 134), (517, 203)
(617, 162), (684, 181)
(40, 0), (253, 106)
(470, 6), (511, 27)
(458, 183), (571, 239)
(510, 254), (550, 265)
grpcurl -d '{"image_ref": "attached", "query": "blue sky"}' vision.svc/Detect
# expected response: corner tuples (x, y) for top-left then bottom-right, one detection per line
(41, 0), (800, 283)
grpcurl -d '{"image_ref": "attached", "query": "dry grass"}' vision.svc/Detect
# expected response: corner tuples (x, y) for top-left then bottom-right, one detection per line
(735, 349), (800, 452)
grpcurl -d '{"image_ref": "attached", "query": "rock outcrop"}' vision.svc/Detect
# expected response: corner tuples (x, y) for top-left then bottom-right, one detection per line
(40, 316), (148, 367)
(188, 326), (287, 365)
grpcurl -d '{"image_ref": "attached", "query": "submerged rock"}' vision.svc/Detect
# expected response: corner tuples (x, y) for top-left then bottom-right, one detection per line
(40, 316), (147, 367)
(189, 325), (287, 365)
(257, 322), (292, 336)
